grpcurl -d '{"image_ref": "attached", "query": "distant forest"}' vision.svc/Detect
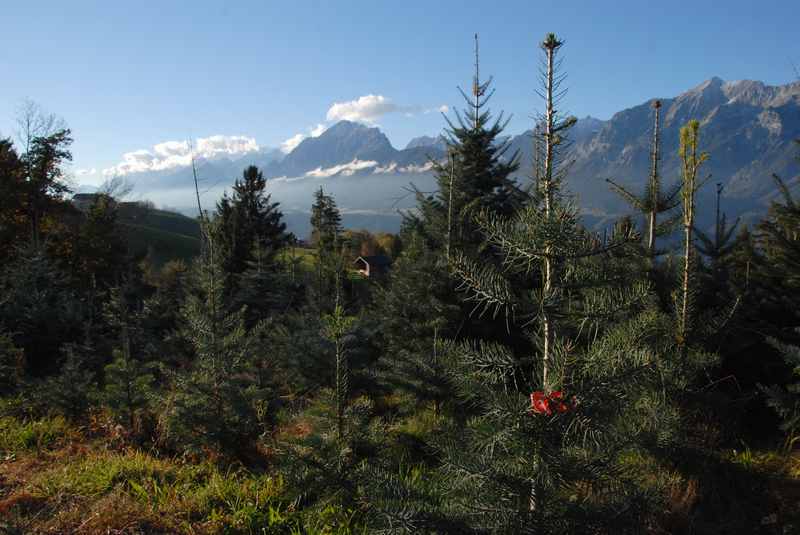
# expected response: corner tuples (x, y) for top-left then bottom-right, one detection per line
(1, 34), (799, 534)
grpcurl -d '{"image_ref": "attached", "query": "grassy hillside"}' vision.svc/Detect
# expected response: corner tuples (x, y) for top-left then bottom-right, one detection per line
(117, 203), (201, 266)
(0, 414), (362, 534)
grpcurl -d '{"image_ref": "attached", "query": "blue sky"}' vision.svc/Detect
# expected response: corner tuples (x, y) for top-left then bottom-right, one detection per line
(1, 0), (797, 185)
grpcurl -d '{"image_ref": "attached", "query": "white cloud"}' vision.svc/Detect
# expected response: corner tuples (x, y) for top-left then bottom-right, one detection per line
(305, 159), (378, 178)
(103, 135), (259, 177)
(76, 167), (97, 176)
(280, 133), (305, 154)
(325, 95), (450, 123)
(310, 123), (327, 137)
(302, 158), (436, 179)
(326, 94), (402, 123)
(280, 123), (330, 154)
(375, 161), (435, 174)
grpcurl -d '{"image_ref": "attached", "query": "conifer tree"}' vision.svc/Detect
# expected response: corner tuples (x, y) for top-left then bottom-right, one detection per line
(695, 183), (741, 305)
(759, 332), (800, 451)
(676, 120), (709, 355)
(277, 287), (379, 514)
(374, 230), (461, 416)
(21, 129), (73, 247)
(101, 285), (156, 431)
(756, 145), (800, 325)
(412, 34), (520, 255)
(606, 100), (681, 261)
(0, 138), (27, 259)
(310, 187), (345, 314)
(168, 217), (268, 456)
(377, 34), (521, 419)
(423, 33), (671, 532)
(322, 293), (357, 441)
(233, 242), (302, 325)
(216, 165), (289, 277)
(38, 343), (96, 419)
(0, 331), (24, 396)
(0, 244), (82, 376)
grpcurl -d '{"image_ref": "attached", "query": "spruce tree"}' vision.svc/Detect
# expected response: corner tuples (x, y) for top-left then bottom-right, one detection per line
(276, 288), (379, 515)
(310, 187), (345, 314)
(411, 34), (520, 256)
(38, 343), (96, 419)
(0, 331), (24, 396)
(216, 165), (289, 277)
(0, 244), (82, 376)
(377, 34), (521, 420)
(374, 230), (461, 417)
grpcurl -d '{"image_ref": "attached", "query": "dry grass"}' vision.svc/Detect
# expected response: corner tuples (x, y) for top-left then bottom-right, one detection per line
(0, 413), (363, 534)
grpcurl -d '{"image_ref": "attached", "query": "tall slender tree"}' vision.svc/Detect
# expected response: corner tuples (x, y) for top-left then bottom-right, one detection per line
(310, 187), (345, 314)
(676, 120), (708, 355)
(606, 100), (681, 261)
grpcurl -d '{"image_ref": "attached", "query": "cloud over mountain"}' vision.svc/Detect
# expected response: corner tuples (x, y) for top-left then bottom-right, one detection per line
(280, 123), (328, 154)
(325, 95), (448, 123)
(326, 94), (400, 123)
(103, 135), (260, 177)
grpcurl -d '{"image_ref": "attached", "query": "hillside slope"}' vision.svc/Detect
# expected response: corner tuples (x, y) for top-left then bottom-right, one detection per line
(117, 202), (201, 265)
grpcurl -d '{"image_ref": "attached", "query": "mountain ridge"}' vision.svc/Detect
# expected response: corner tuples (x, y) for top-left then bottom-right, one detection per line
(88, 76), (800, 232)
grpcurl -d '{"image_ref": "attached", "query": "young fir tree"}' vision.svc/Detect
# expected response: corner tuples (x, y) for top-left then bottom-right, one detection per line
(233, 241), (303, 326)
(753, 146), (800, 450)
(694, 183), (741, 308)
(606, 100), (681, 262)
(39, 342), (96, 419)
(277, 284), (380, 514)
(676, 120), (709, 356)
(100, 284), (156, 432)
(0, 243), (82, 376)
(374, 229), (461, 417)
(759, 332), (800, 451)
(310, 187), (345, 314)
(412, 34), (520, 257)
(0, 330), (24, 396)
(413, 34), (673, 532)
(376, 34), (521, 421)
(168, 217), (268, 457)
(756, 145), (800, 326)
(75, 194), (129, 344)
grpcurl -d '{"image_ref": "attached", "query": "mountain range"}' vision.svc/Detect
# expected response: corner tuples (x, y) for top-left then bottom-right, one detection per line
(102, 76), (800, 234)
